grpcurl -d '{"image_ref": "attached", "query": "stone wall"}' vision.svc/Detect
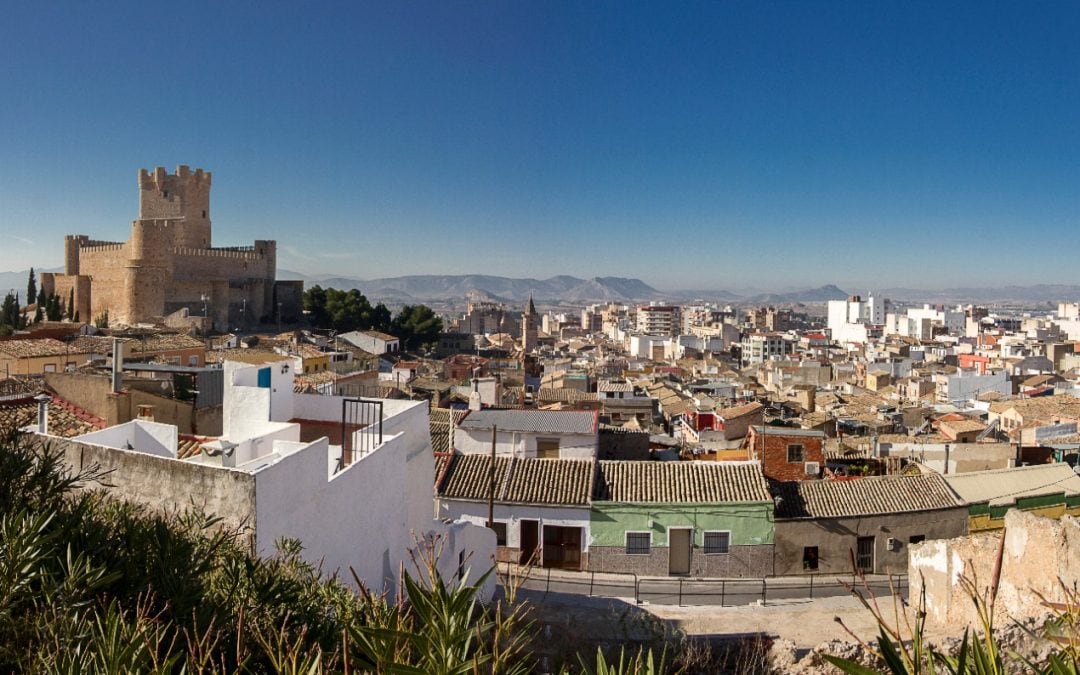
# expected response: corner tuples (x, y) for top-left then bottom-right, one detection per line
(49, 436), (257, 543)
(588, 543), (773, 577)
(775, 508), (969, 576)
(910, 510), (1080, 631)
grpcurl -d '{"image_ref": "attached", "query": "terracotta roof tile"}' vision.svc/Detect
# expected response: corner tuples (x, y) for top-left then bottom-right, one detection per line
(773, 474), (961, 519)
(0, 395), (106, 437)
(593, 460), (771, 503)
(436, 455), (594, 506)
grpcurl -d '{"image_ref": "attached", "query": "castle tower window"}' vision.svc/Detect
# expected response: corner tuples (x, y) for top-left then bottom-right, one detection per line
(203, 210), (207, 218)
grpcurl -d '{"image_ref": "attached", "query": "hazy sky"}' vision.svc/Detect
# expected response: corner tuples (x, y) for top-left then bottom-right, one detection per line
(2, 2), (1079, 291)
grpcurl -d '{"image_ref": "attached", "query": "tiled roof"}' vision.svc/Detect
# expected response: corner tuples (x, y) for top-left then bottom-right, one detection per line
(943, 463), (1080, 506)
(68, 335), (130, 354)
(989, 394), (1080, 419)
(362, 330), (398, 342)
(458, 409), (598, 435)
(536, 388), (597, 403)
(206, 349), (292, 365)
(593, 460), (771, 503)
(0, 338), (78, 358)
(717, 401), (763, 420)
(429, 408), (467, 454)
(939, 419), (987, 434)
(130, 333), (206, 353)
(0, 395), (106, 437)
(772, 474), (962, 519)
(436, 454), (594, 506)
(177, 435), (216, 460)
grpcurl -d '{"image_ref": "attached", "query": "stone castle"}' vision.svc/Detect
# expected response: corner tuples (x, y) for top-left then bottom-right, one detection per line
(42, 166), (300, 329)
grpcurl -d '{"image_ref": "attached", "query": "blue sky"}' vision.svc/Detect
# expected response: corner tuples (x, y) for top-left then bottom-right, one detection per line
(2, 2), (1079, 291)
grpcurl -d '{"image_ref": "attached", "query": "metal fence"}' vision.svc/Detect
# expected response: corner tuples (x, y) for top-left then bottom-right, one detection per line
(499, 562), (907, 608)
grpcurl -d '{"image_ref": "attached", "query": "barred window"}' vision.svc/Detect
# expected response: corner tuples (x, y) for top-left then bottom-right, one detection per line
(787, 443), (805, 462)
(625, 532), (651, 555)
(703, 531), (730, 554)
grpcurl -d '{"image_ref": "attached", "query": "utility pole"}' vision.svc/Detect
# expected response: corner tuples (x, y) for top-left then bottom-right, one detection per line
(487, 425), (497, 529)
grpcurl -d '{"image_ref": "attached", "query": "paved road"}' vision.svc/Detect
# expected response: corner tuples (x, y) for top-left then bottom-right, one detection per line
(502, 568), (907, 607)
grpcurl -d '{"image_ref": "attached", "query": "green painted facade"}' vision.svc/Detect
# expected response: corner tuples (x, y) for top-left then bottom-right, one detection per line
(589, 502), (774, 547)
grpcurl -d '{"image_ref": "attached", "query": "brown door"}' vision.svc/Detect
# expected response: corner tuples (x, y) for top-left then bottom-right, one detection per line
(520, 520), (539, 565)
(542, 526), (583, 570)
(668, 528), (692, 575)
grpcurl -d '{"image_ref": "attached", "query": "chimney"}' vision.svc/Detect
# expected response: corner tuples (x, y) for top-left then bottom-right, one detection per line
(34, 394), (51, 434)
(136, 404), (155, 422)
(111, 338), (123, 393)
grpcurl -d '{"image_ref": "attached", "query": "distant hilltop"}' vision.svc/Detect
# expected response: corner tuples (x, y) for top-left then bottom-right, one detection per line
(275, 272), (853, 305)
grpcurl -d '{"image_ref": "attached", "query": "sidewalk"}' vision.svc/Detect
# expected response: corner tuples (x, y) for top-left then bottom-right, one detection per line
(496, 562), (906, 608)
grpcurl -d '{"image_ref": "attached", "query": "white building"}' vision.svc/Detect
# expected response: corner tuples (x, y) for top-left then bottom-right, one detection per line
(39, 359), (495, 599)
(454, 409), (599, 459)
(827, 294), (890, 344)
(339, 330), (401, 355)
(436, 454), (593, 570)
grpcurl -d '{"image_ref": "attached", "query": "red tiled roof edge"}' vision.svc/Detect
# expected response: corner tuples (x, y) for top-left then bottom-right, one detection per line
(50, 395), (107, 430)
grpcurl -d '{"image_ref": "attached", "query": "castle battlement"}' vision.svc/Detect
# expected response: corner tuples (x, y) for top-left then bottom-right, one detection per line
(172, 246), (263, 260)
(80, 243), (125, 253)
(138, 165), (212, 189)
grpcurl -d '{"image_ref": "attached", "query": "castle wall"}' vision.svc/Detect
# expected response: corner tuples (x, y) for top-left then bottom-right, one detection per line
(39, 273), (92, 322)
(77, 243), (129, 324)
(57, 166), (282, 328)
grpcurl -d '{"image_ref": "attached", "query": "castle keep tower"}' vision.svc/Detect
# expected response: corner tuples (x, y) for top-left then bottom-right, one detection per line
(138, 165), (212, 248)
(41, 165), (297, 329)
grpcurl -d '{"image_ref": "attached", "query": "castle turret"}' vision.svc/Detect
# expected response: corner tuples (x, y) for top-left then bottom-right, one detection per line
(64, 235), (88, 275)
(138, 165), (212, 248)
(120, 218), (172, 324)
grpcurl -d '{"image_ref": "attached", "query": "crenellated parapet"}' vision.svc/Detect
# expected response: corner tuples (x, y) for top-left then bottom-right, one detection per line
(138, 165), (212, 248)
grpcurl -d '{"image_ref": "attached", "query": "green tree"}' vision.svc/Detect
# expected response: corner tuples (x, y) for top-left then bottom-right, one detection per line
(45, 293), (62, 321)
(26, 268), (35, 307)
(67, 289), (75, 320)
(370, 302), (393, 332)
(303, 284), (329, 328)
(0, 292), (18, 331)
(392, 304), (442, 352)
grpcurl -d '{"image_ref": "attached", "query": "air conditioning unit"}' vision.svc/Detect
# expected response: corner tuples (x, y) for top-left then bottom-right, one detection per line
(804, 461), (821, 476)
(887, 537), (900, 551)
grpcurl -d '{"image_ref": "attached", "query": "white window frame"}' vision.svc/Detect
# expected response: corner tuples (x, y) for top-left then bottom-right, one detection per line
(702, 530), (731, 555)
(624, 531), (651, 555)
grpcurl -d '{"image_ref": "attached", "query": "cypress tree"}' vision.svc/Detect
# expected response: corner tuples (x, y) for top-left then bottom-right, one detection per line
(27, 268), (36, 307)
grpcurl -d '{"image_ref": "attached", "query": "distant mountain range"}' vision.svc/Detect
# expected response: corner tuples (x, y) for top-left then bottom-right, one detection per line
(4, 265), (1076, 306)
(278, 271), (852, 304)
(286, 273), (669, 303)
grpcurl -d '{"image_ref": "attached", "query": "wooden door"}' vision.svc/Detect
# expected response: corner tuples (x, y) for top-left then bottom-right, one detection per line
(668, 528), (692, 575)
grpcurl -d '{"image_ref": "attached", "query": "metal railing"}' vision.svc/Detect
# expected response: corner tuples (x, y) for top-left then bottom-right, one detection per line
(340, 398), (383, 467)
(497, 562), (907, 608)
